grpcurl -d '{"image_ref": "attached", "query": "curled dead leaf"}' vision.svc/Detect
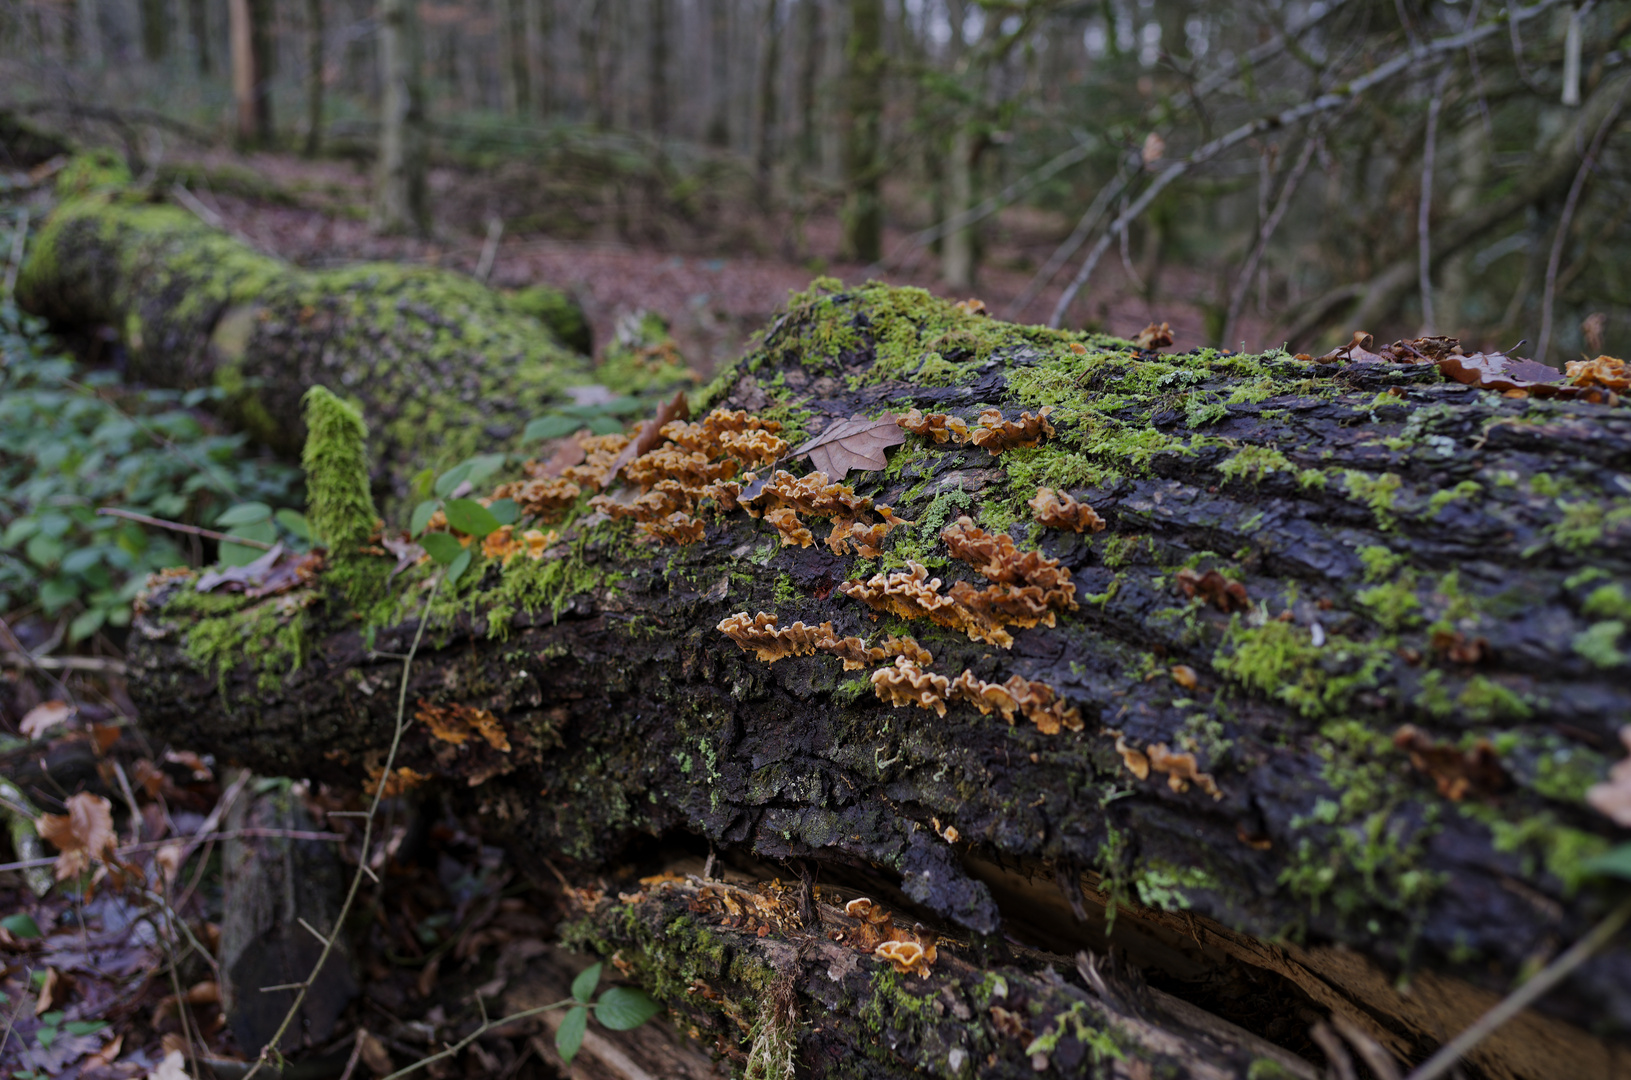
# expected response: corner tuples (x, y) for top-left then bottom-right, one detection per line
(19, 700), (72, 740)
(793, 414), (906, 479)
(36, 792), (117, 881)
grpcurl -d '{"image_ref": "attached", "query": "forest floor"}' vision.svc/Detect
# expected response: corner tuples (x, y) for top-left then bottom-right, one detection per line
(164, 143), (1259, 376)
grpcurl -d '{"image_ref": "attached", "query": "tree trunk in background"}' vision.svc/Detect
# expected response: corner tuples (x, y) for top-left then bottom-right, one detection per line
(502, 0), (530, 116)
(647, 0), (668, 135)
(526, 0), (551, 116)
(941, 127), (977, 288)
(140, 0), (167, 59)
(839, 0), (882, 262)
(189, 0), (211, 73)
(229, 0), (258, 146)
(251, 0), (275, 144)
(706, 0), (729, 147)
(797, 0), (822, 168)
(374, 0), (428, 236)
(303, 0), (325, 156)
(754, 0), (780, 207)
(60, 0), (78, 62)
(581, 0), (609, 130)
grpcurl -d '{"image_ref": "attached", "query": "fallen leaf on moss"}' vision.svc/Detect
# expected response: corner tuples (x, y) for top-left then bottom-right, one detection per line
(794, 414), (905, 479)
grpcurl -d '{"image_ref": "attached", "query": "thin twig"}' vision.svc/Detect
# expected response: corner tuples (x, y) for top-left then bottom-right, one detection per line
(1418, 67), (1451, 334)
(1221, 134), (1318, 349)
(379, 999), (577, 1080)
(0, 653), (127, 673)
(95, 507), (277, 550)
(243, 575), (444, 1080)
(1535, 83), (1627, 361)
(1403, 893), (1631, 1080)
(337, 1029), (369, 1080)
(475, 217), (505, 283)
(1047, 0), (1572, 328)
(1006, 171), (1127, 320)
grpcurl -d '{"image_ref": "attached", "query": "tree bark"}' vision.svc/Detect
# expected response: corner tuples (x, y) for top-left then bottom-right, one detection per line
(121, 278), (1631, 1079)
(647, 0), (668, 135)
(755, 0), (781, 208)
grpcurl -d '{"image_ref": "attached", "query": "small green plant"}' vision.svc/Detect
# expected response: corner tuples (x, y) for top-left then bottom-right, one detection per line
(554, 962), (663, 1066)
(522, 395), (642, 441)
(0, 301), (300, 640)
(407, 453), (517, 585)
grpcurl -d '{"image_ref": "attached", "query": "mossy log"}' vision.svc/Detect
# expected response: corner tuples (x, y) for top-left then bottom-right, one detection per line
(124, 282), (1631, 1079)
(12, 153), (643, 501)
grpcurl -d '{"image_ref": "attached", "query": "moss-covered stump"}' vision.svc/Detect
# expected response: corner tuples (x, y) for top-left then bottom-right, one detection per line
(14, 153), (598, 499)
(129, 282), (1631, 1079)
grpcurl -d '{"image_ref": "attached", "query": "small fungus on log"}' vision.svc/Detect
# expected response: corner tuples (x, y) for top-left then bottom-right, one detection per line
(969, 407), (1055, 454)
(1029, 487), (1107, 533)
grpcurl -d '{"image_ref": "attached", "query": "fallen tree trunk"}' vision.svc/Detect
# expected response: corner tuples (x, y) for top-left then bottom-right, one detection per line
(12, 154), (687, 502)
(123, 281), (1631, 1078)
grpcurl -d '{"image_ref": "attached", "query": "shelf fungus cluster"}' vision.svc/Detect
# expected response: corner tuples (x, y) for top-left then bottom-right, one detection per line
(1113, 732), (1222, 800)
(896, 407), (1056, 454)
(1028, 487), (1106, 533)
(579, 408), (785, 544)
(838, 898), (939, 979)
(716, 612), (931, 670)
(742, 470), (910, 556)
(871, 658), (1083, 734)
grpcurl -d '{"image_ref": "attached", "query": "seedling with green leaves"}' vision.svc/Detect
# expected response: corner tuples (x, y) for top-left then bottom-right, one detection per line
(553, 962), (663, 1067)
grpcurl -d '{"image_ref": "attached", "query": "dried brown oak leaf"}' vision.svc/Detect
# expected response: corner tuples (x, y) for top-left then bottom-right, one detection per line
(1133, 321), (1174, 350)
(1029, 488), (1106, 533)
(896, 409), (972, 445)
(871, 657), (951, 716)
(37, 792), (117, 881)
(969, 408), (1055, 455)
(1176, 568), (1249, 613)
(1587, 726), (1631, 827)
(793, 414), (906, 479)
(1393, 724), (1507, 801)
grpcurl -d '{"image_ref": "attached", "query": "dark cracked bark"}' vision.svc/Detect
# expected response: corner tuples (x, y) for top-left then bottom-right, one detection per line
(124, 282), (1631, 1079)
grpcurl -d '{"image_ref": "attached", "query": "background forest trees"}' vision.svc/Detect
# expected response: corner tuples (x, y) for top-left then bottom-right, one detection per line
(1, 0), (1628, 359)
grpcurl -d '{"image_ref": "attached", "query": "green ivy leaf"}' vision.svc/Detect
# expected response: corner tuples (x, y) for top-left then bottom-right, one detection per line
(445, 548), (474, 586)
(587, 415), (627, 436)
(410, 467), (436, 502)
(556, 1004), (588, 1065)
(595, 985), (662, 1030)
(419, 533), (464, 565)
(434, 463), (473, 498)
(275, 509), (312, 542)
(68, 607), (106, 644)
(63, 1020), (107, 1037)
(0, 913), (41, 939)
(571, 962), (603, 1005)
(461, 453), (507, 488)
(409, 499), (440, 537)
(1583, 843), (1631, 882)
(444, 499), (501, 539)
(523, 415), (580, 442)
(215, 502), (273, 527)
(488, 499), (520, 526)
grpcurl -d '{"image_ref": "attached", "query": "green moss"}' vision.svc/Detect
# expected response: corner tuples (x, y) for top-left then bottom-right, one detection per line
(1572, 620), (1626, 668)
(1217, 445), (1293, 484)
(1356, 578), (1421, 631)
(1469, 805), (1611, 894)
(1455, 675), (1532, 722)
(301, 387), (388, 609)
(1343, 471), (1403, 529)
(1215, 619), (1392, 719)
(1132, 862), (1215, 912)
(1583, 584), (1631, 621)
(505, 284), (591, 354)
(1296, 468), (1327, 490)
(1358, 545), (1404, 583)
(1426, 480), (1483, 516)
(180, 595), (311, 700)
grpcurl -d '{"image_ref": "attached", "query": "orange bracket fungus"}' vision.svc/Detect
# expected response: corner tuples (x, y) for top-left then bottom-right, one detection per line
(1028, 488), (1106, 533)
(969, 407), (1054, 455)
(897, 408), (972, 444)
(1175, 568), (1250, 613)
(870, 657), (952, 716)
